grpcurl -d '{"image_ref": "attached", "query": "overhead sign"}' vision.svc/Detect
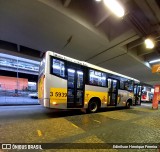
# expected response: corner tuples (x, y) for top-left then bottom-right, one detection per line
(152, 64), (160, 73)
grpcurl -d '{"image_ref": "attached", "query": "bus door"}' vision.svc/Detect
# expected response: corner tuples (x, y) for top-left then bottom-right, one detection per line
(134, 85), (142, 105)
(67, 67), (84, 108)
(107, 78), (118, 106)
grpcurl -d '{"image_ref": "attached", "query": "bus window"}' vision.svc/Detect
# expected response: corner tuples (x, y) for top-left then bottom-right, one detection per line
(52, 59), (65, 77)
(108, 79), (111, 88)
(120, 81), (124, 89)
(89, 69), (106, 87)
(125, 82), (133, 92)
(112, 80), (117, 92)
(77, 71), (83, 89)
(68, 69), (75, 88)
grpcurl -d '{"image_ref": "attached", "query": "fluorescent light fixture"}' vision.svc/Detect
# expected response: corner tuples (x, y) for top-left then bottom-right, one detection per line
(144, 38), (155, 49)
(149, 59), (160, 64)
(95, 0), (101, 1)
(103, 0), (125, 17)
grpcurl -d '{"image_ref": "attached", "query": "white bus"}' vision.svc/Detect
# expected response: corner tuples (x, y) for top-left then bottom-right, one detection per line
(38, 51), (139, 113)
(141, 91), (154, 102)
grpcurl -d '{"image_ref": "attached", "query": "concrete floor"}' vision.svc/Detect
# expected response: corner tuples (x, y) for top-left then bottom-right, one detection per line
(0, 103), (159, 152)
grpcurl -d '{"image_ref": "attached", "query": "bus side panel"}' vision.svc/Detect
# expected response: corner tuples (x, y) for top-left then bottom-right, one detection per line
(117, 90), (130, 106)
(38, 75), (50, 108)
(84, 85), (108, 108)
(45, 75), (67, 109)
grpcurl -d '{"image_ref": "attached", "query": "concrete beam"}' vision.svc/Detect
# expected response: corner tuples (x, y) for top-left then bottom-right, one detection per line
(63, 0), (71, 7)
(0, 40), (41, 61)
(137, 48), (155, 56)
(127, 38), (144, 50)
(95, 13), (110, 27)
(0, 48), (41, 62)
(0, 66), (39, 76)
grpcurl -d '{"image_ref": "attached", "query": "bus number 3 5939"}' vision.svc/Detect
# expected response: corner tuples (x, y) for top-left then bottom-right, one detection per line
(50, 92), (67, 97)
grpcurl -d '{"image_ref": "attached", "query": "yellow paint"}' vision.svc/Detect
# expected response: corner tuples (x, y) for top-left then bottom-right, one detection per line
(52, 101), (57, 105)
(71, 123), (79, 128)
(37, 130), (42, 137)
(108, 95), (110, 104)
(85, 91), (108, 104)
(38, 75), (44, 99)
(129, 92), (134, 98)
(50, 88), (67, 104)
(117, 96), (120, 104)
(93, 120), (101, 123)
(49, 88), (126, 107)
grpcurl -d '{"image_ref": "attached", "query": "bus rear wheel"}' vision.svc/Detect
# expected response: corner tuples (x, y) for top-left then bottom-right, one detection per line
(88, 101), (98, 113)
(126, 102), (130, 109)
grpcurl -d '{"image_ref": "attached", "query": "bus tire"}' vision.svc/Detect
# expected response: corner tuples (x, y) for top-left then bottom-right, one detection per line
(88, 100), (99, 113)
(126, 101), (130, 109)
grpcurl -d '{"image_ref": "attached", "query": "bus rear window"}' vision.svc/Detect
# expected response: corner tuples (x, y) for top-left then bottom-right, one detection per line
(51, 58), (65, 77)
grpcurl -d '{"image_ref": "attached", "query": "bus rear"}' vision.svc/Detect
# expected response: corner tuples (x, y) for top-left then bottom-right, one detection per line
(38, 51), (69, 109)
(38, 55), (46, 106)
(141, 91), (153, 102)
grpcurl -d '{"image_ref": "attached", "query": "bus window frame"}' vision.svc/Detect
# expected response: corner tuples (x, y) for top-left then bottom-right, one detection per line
(50, 56), (67, 79)
(108, 77), (120, 90)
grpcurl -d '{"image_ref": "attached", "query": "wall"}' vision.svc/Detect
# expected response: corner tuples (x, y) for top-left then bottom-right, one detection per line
(0, 76), (28, 90)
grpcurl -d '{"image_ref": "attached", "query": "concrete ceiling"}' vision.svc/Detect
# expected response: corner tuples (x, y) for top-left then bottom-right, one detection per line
(0, 0), (160, 85)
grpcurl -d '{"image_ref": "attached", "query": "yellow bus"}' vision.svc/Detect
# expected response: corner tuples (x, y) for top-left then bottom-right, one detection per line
(38, 51), (139, 113)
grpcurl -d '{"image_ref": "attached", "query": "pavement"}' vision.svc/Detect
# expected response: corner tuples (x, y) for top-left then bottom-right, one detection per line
(0, 103), (159, 152)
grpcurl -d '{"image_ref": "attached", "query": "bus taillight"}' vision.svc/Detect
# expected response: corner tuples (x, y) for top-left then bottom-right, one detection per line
(52, 102), (58, 106)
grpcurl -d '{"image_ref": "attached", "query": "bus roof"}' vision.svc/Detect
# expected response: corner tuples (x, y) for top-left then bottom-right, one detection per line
(47, 51), (140, 82)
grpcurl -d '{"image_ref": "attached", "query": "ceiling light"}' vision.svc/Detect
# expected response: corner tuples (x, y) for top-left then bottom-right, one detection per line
(95, 0), (101, 1)
(144, 38), (155, 49)
(103, 0), (125, 17)
(149, 59), (160, 64)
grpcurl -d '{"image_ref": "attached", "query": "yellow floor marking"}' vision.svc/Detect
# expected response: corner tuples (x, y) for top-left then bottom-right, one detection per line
(37, 130), (42, 137)
(93, 119), (101, 123)
(71, 123), (79, 128)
